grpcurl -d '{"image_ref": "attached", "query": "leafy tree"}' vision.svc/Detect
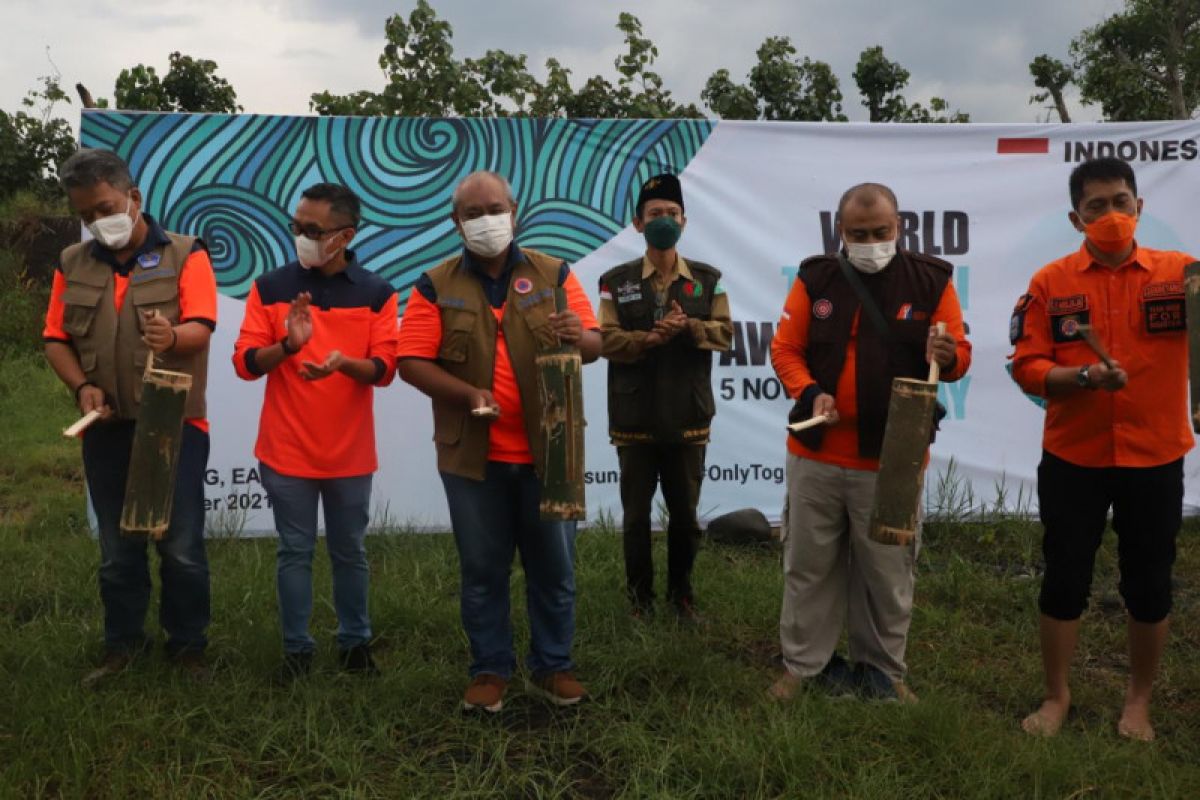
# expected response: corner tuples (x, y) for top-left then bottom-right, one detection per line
(0, 75), (77, 201)
(1070, 0), (1200, 120)
(852, 45), (968, 123)
(1028, 54), (1074, 122)
(311, 2), (699, 118)
(702, 37), (846, 121)
(114, 52), (241, 113)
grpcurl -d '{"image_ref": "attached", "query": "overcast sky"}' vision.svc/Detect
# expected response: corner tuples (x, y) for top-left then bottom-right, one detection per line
(3, 0), (1128, 125)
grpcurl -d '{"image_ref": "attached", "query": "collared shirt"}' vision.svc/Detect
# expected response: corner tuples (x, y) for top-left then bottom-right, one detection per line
(597, 254), (733, 361)
(232, 252), (399, 478)
(1010, 242), (1195, 468)
(772, 271), (971, 471)
(397, 243), (599, 465)
(43, 214), (217, 431)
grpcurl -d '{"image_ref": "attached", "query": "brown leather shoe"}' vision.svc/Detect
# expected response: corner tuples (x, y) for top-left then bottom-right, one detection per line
(527, 671), (587, 706)
(169, 650), (212, 683)
(767, 670), (803, 702)
(81, 651), (134, 689)
(462, 674), (508, 713)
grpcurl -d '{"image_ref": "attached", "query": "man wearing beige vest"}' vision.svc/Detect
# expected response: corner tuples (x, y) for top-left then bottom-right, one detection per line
(398, 171), (601, 713)
(43, 149), (216, 687)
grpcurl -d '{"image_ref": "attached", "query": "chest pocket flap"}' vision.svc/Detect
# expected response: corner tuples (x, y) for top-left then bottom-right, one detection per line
(61, 283), (105, 337)
(438, 307), (477, 363)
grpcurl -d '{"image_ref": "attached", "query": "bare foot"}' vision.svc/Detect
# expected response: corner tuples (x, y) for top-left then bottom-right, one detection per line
(1118, 703), (1155, 742)
(1022, 698), (1069, 737)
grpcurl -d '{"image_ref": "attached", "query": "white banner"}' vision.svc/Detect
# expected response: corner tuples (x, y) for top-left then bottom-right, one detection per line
(81, 114), (1200, 533)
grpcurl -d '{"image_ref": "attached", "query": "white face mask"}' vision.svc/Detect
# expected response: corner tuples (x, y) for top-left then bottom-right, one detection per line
(845, 240), (896, 274)
(460, 213), (514, 259)
(87, 197), (138, 250)
(295, 234), (342, 269)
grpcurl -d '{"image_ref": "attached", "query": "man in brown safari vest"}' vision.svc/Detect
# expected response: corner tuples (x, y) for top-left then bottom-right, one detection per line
(43, 148), (216, 686)
(398, 170), (601, 713)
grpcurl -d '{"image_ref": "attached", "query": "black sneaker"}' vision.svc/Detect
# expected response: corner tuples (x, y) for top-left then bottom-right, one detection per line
(273, 651), (313, 685)
(854, 662), (916, 703)
(813, 654), (857, 699)
(338, 643), (380, 676)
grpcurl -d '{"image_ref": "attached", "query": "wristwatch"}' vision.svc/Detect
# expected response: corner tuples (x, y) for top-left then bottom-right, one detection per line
(1075, 364), (1093, 389)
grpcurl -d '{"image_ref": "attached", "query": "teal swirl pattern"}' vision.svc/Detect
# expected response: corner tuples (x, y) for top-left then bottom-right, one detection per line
(81, 112), (714, 301)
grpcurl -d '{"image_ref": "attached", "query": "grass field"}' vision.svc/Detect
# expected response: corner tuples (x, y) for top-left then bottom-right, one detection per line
(2, 346), (1198, 798)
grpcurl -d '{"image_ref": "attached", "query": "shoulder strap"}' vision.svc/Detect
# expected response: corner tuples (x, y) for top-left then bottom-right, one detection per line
(835, 253), (891, 341)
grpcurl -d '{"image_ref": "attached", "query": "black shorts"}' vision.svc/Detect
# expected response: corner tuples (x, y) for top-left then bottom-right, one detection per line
(1037, 450), (1181, 623)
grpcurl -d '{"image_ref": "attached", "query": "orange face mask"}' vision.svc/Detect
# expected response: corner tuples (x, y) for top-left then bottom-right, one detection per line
(1083, 210), (1138, 254)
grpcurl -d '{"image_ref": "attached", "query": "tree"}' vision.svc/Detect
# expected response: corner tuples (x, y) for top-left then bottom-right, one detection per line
(1028, 54), (1074, 122)
(311, 2), (699, 118)
(702, 37), (846, 121)
(114, 52), (241, 113)
(1070, 0), (1200, 120)
(0, 75), (77, 201)
(852, 46), (968, 123)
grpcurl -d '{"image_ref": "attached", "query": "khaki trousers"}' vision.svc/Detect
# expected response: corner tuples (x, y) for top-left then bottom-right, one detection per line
(779, 453), (918, 681)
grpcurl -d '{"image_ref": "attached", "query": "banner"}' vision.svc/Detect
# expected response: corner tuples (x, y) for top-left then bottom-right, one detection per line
(79, 112), (1200, 533)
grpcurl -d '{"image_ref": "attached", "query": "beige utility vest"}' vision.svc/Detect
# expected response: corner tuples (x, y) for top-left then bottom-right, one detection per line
(58, 234), (208, 420)
(427, 248), (564, 480)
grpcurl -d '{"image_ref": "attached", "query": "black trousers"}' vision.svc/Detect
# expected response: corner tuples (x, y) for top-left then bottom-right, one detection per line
(1037, 450), (1181, 623)
(617, 443), (706, 606)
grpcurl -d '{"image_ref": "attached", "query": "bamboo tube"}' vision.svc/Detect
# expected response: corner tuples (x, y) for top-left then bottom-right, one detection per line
(120, 367), (192, 539)
(536, 287), (586, 521)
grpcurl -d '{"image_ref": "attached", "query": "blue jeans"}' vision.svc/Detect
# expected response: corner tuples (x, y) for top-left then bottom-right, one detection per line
(260, 462), (373, 653)
(440, 462), (577, 678)
(82, 420), (211, 655)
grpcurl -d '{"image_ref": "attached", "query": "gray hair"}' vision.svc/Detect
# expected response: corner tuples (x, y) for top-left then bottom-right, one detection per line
(58, 148), (135, 192)
(837, 182), (898, 216)
(451, 170), (515, 211)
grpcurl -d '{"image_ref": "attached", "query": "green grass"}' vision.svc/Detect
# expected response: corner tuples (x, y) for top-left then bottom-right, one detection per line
(2, 355), (1198, 798)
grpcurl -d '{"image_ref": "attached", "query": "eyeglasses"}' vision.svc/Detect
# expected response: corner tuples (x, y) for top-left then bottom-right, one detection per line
(288, 221), (352, 240)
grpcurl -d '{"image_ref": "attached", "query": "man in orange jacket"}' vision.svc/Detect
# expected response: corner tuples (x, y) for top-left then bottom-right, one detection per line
(1011, 157), (1195, 741)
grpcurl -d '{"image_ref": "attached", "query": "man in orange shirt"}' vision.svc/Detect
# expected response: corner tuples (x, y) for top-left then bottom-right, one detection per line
(1011, 157), (1194, 741)
(398, 170), (600, 713)
(768, 183), (970, 703)
(233, 183), (398, 680)
(43, 148), (217, 686)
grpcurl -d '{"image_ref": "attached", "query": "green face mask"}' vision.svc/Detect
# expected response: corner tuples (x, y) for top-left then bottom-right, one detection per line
(643, 216), (682, 250)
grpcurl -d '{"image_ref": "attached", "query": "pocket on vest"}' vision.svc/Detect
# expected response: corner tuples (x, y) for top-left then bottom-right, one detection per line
(692, 377), (715, 420)
(131, 278), (180, 325)
(610, 375), (647, 427)
(438, 308), (477, 363)
(61, 284), (104, 337)
(433, 409), (464, 445)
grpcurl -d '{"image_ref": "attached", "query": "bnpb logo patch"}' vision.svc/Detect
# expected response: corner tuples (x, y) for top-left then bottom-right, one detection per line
(813, 298), (833, 320)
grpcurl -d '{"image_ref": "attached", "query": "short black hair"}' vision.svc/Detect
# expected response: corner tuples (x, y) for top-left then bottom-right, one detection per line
(1069, 157), (1137, 211)
(301, 182), (362, 229)
(837, 182), (898, 216)
(58, 148), (134, 192)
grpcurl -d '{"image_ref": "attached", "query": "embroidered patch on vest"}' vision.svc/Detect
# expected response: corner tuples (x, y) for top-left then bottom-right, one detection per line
(438, 297), (467, 310)
(617, 280), (642, 304)
(683, 280), (703, 298)
(516, 287), (553, 311)
(137, 252), (161, 269)
(896, 303), (929, 321)
(513, 277), (533, 294)
(129, 264), (177, 284)
(812, 298), (833, 320)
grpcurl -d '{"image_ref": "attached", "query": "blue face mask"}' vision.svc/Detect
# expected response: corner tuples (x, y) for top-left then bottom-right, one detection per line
(643, 216), (682, 250)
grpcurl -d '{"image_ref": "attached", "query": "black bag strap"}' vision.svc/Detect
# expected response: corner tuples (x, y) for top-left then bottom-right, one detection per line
(835, 253), (891, 342)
